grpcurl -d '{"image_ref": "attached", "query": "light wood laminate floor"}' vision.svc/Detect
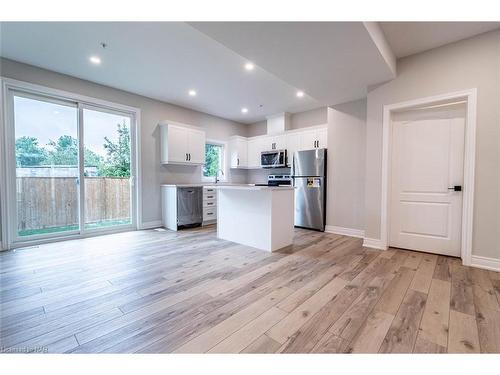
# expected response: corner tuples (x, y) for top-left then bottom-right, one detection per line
(1, 227), (499, 353)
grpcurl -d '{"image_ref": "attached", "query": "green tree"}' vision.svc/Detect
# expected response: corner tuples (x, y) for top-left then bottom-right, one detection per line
(100, 122), (131, 177)
(46, 135), (79, 165)
(15, 136), (47, 166)
(46, 135), (103, 170)
(203, 144), (221, 177)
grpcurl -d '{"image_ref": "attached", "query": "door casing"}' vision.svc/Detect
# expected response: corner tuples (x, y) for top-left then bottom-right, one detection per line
(373, 89), (477, 266)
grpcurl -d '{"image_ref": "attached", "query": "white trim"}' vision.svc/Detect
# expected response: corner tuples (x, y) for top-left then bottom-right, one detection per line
(140, 220), (163, 230)
(0, 78), (8, 250)
(325, 225), (365, 239)
(0, 77), (142, 249)
(380, 89), (477, 266)
(362, 237), (386, 250)
(470, 255), (500, 273)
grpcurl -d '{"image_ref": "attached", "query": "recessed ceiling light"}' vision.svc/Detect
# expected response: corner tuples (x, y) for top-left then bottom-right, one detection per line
(188, 90), (197, 97)
(241, 108), (248, 114)
(89, 56), (101, 65)
(296, 91), (305, 98)
(244, 62), (254, 71)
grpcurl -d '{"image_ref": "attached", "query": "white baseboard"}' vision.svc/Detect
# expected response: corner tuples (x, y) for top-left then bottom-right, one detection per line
(325, 225), (365, 239)
(470, 255), (500, 272)
(140, 220), (163, 230)
(362, 237), (387, 250)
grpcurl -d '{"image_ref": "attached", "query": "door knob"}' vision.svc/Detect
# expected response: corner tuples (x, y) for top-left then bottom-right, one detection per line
(448, 185), (462, 191)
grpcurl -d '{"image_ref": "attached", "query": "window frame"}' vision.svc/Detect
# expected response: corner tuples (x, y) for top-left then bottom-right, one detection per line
(201, 139), (227, 182)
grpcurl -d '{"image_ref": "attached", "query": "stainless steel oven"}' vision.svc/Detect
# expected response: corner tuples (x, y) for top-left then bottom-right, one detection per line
(260, 149), (287, 168)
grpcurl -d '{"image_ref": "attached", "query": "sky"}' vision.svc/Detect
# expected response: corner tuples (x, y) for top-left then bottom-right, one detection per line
(14, 95), (131, 157)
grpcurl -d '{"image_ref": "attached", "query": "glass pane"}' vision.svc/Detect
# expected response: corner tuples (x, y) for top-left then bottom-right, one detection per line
(203, 143), (222, 177)
(83, 108), (132, 229)
(13, 95), (79, 237)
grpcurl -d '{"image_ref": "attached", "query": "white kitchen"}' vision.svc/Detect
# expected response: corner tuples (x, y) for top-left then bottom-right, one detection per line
(159, 113), (327, 252)
(1, 17), (500, 360)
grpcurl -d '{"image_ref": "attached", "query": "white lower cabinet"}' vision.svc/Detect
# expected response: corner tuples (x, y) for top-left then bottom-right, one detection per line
(202, 186), (217, 225)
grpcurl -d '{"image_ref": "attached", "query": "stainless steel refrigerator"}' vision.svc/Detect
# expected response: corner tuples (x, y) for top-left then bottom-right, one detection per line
(292, 149), (327, 231)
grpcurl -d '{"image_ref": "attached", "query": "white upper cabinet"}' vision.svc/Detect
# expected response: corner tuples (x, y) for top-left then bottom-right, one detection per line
(317, 128), (328, 148)
(299, 128), (327, 150)
(247, 138), (265, 168)
(262, 134), (286, 151)
(285, 132), (301, 166)
(160, 123), (206, 165)
(229, 136), (248, 168)
(187, 128), (206, 164)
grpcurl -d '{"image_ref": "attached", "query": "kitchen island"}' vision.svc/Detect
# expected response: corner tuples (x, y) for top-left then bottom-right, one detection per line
(215, 185), (295, 252)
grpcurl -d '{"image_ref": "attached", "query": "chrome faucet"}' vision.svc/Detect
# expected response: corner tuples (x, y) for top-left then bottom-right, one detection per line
(215, 169), (225, 184)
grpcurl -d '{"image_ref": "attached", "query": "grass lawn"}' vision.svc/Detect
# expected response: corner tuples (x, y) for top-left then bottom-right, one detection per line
(18, 219), (132, 237)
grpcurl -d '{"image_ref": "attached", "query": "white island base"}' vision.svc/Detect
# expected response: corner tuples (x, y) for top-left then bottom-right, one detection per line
(216, 186), (295, 252)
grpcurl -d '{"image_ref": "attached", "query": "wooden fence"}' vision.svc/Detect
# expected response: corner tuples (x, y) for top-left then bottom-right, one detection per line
(16, 177), (131, 231)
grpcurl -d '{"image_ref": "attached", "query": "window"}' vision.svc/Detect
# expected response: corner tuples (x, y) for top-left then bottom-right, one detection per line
(202, 141), (226, 181)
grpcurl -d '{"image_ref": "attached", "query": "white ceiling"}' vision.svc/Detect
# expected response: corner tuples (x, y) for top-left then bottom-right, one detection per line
(0, 22), (395, 124)
(380, 22), (500, 58)
(4, 22), (494, 124)
(189, 22), (396, 107)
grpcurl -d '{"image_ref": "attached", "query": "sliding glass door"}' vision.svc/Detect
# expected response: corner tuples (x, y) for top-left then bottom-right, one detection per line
(82, 107), (133, 230)
(7, 89), (137, 245)
(12, 94), (80, 238)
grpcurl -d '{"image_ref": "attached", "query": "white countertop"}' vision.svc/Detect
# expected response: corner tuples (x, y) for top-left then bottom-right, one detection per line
(215, 185), (294, 191)
(161, 183), (254, 188)
(161, 183), (294, 190)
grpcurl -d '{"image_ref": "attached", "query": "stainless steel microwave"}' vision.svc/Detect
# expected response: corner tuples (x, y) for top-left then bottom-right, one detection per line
(261, 149), (287, 168)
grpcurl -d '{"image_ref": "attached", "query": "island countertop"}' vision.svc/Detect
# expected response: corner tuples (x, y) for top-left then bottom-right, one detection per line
(214, 185), (294, 191)
(160, 183), (294, 190)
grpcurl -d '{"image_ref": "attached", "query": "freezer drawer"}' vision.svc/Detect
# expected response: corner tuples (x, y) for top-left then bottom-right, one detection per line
(294, 177), (325, 231)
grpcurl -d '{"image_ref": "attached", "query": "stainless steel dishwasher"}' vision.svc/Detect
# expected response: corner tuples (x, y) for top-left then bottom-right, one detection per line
(177, 187), (203, 228)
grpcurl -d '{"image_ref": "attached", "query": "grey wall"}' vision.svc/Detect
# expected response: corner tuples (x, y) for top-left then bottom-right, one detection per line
(290, 107), (328, 130)
(326, 100), (366, 231)
(247, 107), (328, 137)
(0, 58), (249, 227)
(365, 29), (500, 260)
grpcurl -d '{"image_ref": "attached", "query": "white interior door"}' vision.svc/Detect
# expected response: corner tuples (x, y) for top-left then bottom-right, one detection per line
(389, 104), (466, 257)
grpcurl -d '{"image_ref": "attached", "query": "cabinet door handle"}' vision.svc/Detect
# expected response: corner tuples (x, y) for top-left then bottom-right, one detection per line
(188, 153), (191, 161)
(186, 153), (188, 161)
(237, 158), (239, 166)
